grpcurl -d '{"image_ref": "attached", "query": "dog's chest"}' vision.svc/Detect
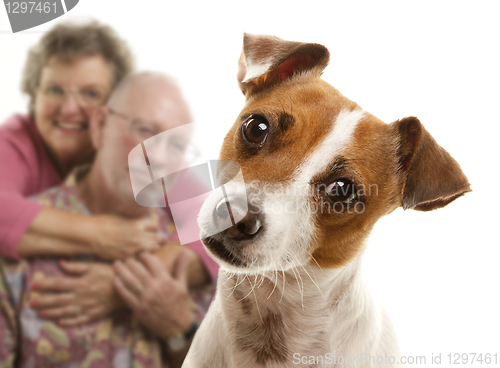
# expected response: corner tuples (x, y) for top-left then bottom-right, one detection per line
(220, 274), (332, 367)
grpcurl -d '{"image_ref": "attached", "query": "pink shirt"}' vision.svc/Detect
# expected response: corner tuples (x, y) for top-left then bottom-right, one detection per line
(0, 114), (61, 259)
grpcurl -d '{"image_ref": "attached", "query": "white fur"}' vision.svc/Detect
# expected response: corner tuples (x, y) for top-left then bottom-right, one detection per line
(183, 259), (402, 368)
(242, 61), (273, 83)
(296, 107), (365, 185)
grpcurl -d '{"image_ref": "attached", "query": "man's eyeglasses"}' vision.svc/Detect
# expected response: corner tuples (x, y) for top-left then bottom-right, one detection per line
(108, 108), (161, 141)
(108, 108), (200, 164)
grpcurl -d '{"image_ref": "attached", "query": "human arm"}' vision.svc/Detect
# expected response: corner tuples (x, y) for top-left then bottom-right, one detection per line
(17, 208), (162, 260)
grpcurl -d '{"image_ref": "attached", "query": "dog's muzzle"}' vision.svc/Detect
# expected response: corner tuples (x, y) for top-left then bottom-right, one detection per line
(215, 197), (262, 239)
(203, 194), (264, 267)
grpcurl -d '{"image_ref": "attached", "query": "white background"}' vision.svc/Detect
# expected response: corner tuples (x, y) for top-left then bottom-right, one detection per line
(1, 1), (499, 365)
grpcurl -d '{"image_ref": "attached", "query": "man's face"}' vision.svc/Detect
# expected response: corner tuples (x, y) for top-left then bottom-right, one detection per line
(97, 80), (192, 206)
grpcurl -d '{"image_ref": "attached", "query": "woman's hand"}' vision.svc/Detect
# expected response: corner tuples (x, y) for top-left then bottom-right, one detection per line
(113, 251), (195, 339)
(30, 260), (124, 326)
(91, 215), (163, 260)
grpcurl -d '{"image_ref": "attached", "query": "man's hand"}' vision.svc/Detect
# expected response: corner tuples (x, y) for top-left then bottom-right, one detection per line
(30, 260), (124, 326)
(155, 242), (210, 287)
(113, 251), (195, 339)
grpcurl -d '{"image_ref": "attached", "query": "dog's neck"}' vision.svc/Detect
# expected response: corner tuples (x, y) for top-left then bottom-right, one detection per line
(217, 250), (391, 367)
(219, 248), (364, 309)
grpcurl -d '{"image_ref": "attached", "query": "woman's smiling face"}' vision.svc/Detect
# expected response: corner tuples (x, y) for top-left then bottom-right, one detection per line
(34, 55), (113, 175)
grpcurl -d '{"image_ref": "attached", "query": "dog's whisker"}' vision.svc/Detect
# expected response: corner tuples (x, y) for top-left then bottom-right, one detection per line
(256, 272), (265, 289)
(293, 264), (306, 310)
(266, 253), (281, 300)
(306, 256), (320, 286)
(219, 270), (236, 288)
(236, 275), (254, 303)
(298, 262), (325, 300)
(288, 252), (322, 300)
(285, 253), (301, 288)
(259, 276), (266, 289)
(308, 252), (325, 274)
(291, 260), (306, 309)
(285, 257), (304, 309)
(249, 273), (260, 293)
(221, 272), (237, 293)
(226, 273), (242, 300)
(267, 270), (279, 300)
(251, 280), (264, 323)
(234, 273), (246, 288)
(279, 269), (286, 304)
(252, 256), (258, 266)
(276, 269), (285, 280)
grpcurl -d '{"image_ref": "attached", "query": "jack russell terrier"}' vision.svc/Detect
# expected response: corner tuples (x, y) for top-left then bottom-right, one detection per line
(182, 34), (471, 368)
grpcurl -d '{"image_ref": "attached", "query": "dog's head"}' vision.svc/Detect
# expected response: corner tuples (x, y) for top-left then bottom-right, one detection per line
(198, 34), (471, 273)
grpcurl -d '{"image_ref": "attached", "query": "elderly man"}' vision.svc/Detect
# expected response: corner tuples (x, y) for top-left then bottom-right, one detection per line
(0, 72), (217, 368)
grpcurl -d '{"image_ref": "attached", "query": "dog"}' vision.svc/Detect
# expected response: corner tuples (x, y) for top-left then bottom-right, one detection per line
(182, 34), (471, 368)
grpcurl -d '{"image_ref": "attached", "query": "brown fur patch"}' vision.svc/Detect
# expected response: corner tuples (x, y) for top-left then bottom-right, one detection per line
(238, 34), (330, 97)
(311, 116), (402, 269)
(390, 117), (472, 211)
(219, 77), (357, 186)
(235, 310), (289, 365)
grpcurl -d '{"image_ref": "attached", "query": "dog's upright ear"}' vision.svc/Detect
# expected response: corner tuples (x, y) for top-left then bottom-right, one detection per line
(237, 33), (329, 97)
(391, 117), (471, 211)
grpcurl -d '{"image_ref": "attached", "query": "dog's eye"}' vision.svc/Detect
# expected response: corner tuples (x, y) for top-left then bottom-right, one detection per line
(242, 115), (269, 145)
(326, 179), (358, 204)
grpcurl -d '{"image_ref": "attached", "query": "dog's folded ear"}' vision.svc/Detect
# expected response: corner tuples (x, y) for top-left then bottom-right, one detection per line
(391, 117), (471, 211)
(237, 33), (329, 97)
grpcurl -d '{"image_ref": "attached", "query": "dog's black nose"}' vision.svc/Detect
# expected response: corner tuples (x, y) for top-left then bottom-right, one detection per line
(226, 212), (261, 240)
(214, 198), (262, 240)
